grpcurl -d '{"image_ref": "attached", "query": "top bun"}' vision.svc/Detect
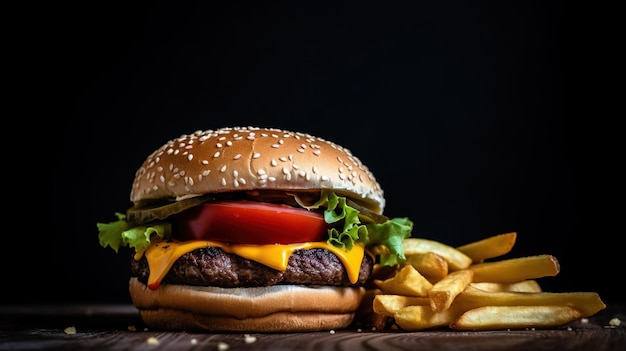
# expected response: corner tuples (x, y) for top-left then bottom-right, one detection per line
(130, 126), (385, 213)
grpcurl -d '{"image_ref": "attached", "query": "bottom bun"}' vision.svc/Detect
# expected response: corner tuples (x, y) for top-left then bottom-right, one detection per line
(129, 278), (367, 332)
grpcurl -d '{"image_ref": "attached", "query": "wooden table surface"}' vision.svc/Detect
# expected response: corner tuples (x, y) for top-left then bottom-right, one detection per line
(1, 303), (624, 351)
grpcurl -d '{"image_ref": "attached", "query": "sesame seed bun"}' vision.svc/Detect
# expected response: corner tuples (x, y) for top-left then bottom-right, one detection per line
(130, 126), (385, 214)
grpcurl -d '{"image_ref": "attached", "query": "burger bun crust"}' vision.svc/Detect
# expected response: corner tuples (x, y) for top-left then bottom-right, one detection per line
(129, 278), (366, 332)
(130, 127), (385, 214)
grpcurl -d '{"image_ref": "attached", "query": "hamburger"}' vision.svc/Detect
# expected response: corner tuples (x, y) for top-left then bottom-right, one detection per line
(98, 126), (412, 332)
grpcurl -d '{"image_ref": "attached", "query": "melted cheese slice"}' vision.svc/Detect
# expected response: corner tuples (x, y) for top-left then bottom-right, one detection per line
(136, 241), (365, 289)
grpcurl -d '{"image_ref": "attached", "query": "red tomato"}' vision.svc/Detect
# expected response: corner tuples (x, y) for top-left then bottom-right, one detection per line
(171, 201), (329, 244)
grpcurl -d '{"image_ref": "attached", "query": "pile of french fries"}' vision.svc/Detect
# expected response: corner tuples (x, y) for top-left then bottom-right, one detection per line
(366, 232), (606, 331)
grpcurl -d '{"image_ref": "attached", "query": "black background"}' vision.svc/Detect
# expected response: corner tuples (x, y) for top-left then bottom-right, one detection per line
(10, 1), (622, 305)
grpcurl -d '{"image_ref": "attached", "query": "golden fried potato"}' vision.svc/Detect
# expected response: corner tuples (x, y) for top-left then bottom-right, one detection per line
(469, 280), (542, 293)
(454, 285), (606, 317)
(469, 254), (560, 283)
(373, 294), (429, 316)
(456, 232), (517, 263)
(402, 238), (472, 271)
(428, 270), (473, 312)
(450, 305), (583, 330)
(374, 265), (433, 297)
(394, 305), (460, 331)
(405, 252), (448, 283)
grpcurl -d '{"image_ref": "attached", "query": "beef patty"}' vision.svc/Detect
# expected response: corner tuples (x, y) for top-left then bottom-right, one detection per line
(130, 247), (374, 288)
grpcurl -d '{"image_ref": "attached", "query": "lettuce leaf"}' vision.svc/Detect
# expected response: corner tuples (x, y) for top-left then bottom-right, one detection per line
(97, 212), (170, 253)
(304, 190), (413, 265)
(363, 217), (413, 266)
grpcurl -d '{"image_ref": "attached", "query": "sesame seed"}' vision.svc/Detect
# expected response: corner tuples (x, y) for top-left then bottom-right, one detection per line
(253, 152), (261, 159)
(216, 143), (223, 148)
(213, 151), (221, 158)
(220, 165), (227, 172)
(313, 149), (321, 156)
(270, 160), (278, 167)
(221, 178), (227, 186)
(187, 154), (193, 161)
(202, 160), (209, 165)
(272, 144), (280, 148)
(234, 154), (242, 160)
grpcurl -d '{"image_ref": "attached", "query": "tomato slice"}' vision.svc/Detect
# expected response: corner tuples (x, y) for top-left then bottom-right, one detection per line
(171, 201), (329, 244)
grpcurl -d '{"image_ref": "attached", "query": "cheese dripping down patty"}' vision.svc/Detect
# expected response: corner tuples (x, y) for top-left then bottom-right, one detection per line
(135, 240), (367, 289)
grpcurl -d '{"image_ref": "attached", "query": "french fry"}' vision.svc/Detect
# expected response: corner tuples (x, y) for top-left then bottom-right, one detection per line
(374, 265), (433, 297)
(402, 238), (472, 270)
(469, 254), (560, 283)
(405, 252), (448, 283)
(450, 305), (583, 330)
(470, 280), (542, 293)
(454, 285), (606, 317)
(373, 294), (430, 316)
(394, 305), (459, 330)
(456, 232), (517, 262)
(429, 270), (474, 312)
